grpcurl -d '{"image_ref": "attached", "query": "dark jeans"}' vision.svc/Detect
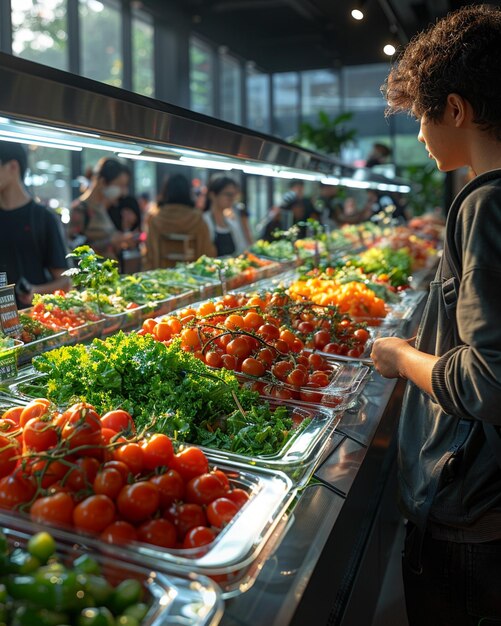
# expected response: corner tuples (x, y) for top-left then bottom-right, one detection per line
(403, 523), (501, 626)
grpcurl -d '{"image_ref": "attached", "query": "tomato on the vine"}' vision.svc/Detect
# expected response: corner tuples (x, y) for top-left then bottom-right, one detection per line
(93, 467), (124, 500)
(23, 418), (58, 452)
(226, 337), (251, 359)
(65, 457), (100, 492)
(0, 474), (36, 509)
(117, 481), (160, 523)
(73, 494), (116, 533)
(100, 410), (135, 434)
(226, 488), (250, 510)
(114, 442), (144, 474)
(150, 470), (185, 509)
(62, 403), (102, 454)
(100, 520), (138, 544)
(166, 502), (207, 540)
(0, 434), (19, 478)
(240, 357), (265, 378)
(30, 492), (75, 527)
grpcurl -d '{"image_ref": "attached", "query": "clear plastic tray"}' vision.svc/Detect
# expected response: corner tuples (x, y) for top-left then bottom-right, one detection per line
(0, 515), (224, 626)
(0, 459), (294, 595)
(17, 329), (68, 365)
(196, 400), (339, 488)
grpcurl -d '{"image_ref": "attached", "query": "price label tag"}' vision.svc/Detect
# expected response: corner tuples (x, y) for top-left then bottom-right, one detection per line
(0, 285), (22, 337)
(0, 348), (18, 382)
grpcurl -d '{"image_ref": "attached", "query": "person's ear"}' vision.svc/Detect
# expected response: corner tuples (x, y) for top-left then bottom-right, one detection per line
(446, 93), (471, 127)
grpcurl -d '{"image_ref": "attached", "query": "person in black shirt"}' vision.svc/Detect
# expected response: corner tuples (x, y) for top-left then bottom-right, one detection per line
(0, 142), (70, 307)
(280, 180), (320, 238)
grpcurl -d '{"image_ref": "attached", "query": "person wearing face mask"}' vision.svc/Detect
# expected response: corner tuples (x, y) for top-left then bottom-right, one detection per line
(69, 158), (135, 258)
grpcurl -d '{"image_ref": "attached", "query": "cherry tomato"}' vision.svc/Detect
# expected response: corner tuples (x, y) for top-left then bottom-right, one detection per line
(226, 488), (250, 510)
(185, 473), (227, 506)
(30, 492), (74, 527)
(257, 324), (280, 341)
(93, 467), (124, 500)
(23, 418), (58, 452)
(183, 526), (216, 549)
(347, 347), (363, 358)
(0, 474), (36, 509)
(211, 469), (230, 492)
(1, 407), (23, 425)
(103, 460), (130, 482)
(257, 348), (274, 367)
(114, 443), (144, 474)
(205, 350), (223, 368)
(226, 337), (251, 359)
(354, 328), (370, 343)
(180, 328), (200, 348)
(62, 403), (102, 454)
(286, 368), (307, 387)
(240, 357), (266, 378)
(165, 317), (182, 335)
(141, 434), (174, 471)
(0, 434), (19, 478)
(171, 447), (209, 482)
(153, 322), (172, 342)
(243, 311), (263, 330)
(224, 314), (245, 330)
(221, 354), (237, 370)
(271, 360), (293, 381)
(309, 371), (330, 387)
(100, 520), (138, 545)
(206, 497), (239, 529)
(100, 410), (136, 434)
(117, 481), (160, 523)
(313, 330), (330, 350)
(274, 339), (290, 355)
(28, 458), (67, 489)
(65, 457), (100, 492)
(308, 353), (325, 370)
(300, 387), (323, 403)
(138, 519), (177, 548)
(19, 401), (50, 428)
(73, 495), (116, 533)
(323, 342), (340, 354)
(150, 470), (185, 509)
(166, 502), (207, 540)
(298, 321), (314, 334)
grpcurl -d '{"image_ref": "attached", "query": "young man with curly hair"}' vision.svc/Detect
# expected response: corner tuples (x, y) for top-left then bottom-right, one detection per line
(371, 5), (501, 625)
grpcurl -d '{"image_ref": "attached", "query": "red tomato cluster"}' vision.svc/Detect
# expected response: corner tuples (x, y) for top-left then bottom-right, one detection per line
(30, 299), (101, 331)
(0, 401), (249, 550)
(140, 291), (370, 405)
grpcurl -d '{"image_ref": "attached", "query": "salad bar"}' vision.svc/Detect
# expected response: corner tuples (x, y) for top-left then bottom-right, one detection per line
(0, 218), (441, 626)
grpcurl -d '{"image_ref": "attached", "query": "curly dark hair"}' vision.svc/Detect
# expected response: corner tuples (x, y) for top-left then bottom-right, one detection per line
(383, 4), (501, 139)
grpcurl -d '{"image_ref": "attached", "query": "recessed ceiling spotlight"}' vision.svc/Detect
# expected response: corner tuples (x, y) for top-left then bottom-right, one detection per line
(351, 8), (364, 20)
(383, 43), (396, 56)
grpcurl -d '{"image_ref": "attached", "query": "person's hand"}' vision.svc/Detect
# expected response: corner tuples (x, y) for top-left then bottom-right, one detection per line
(111, 231), (136, 250)
(370, 336), (414, 379)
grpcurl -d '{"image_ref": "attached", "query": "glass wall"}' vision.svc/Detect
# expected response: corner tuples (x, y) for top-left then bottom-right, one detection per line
(220, 53), (242, 125)
(132, 8), (154, 98)
(190, 37), (214, 116)
(246, 69), (270, 134)
(273, 72), (299, 140)
(301, 69), (341, 122)
(11, 0), (68, 70)
(343, 63), (388, 111)
(26, 146), (72, 223)
(80, 0), (123, 87)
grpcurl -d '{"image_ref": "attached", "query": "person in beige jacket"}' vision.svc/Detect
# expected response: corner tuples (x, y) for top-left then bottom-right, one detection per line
(145, 174), (215, 269)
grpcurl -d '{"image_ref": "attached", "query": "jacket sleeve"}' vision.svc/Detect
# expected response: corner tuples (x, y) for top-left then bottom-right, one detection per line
(196, 218), (216, 259)
(431, 186), (501, 424)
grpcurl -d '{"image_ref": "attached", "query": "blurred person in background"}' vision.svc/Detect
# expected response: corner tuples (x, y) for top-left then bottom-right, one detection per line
(280, 179), (319, 237)
(314, 183), (344, 228)
(203, 175), (249, 256)
(0, 141), (69, 307)
(69, 158), (136, 259)
(145, 173), (215, 269)
(365, 142), (392, 168)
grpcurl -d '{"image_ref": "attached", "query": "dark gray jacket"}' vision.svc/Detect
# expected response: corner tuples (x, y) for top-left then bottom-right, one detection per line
(398, 170), (501, 529)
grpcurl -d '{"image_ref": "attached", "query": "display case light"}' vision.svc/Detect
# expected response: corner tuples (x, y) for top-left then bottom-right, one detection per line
(179, 156), (235, 170)
(0, 134), (82, 151)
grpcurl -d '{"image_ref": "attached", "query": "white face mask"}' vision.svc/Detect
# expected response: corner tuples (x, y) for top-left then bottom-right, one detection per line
(103, 185), (122, 201)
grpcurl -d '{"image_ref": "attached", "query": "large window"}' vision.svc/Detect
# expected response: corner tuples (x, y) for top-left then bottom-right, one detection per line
(26, 146), (71, 222)
(273, 72), (299, 140)
(80, 0), (122, 87)
(246, 69), (270, 134)
(132, 8), (154, 98)
(301, 69), (341, 122)
(12, 0), (68, 70)
(190, 38), (214, 116)
(343, 63), (388, 111)
(220, 53), (242, 125)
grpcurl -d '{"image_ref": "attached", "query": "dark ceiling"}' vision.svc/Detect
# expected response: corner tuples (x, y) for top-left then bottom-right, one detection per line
(143, 0), (494, 72)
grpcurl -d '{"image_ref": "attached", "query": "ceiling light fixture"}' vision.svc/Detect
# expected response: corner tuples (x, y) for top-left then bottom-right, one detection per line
(383, 43), (396, 56)
(351, 8), (364, 20)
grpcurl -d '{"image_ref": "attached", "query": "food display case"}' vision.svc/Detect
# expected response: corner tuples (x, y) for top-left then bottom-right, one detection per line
(0, 52), (427, 626)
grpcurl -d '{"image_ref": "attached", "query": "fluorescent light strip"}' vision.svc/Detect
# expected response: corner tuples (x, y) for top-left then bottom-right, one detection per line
(116, 153), (181, 165)
(179, 156), (234, 170)
(0, 129), (141, 154)
(0, 135), (81, 151)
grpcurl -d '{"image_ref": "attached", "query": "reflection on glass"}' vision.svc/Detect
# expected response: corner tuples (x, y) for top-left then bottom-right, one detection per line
(12, 0), (68, 70)
(190, 38), (214, 116)
(132, 9), (154, 97)
(134, 160), (156, 197)
(273, 72), (299, 140)
(220, 54), (242, 124)
(246, 176), (268, 233)
(301, 69), (340, 122)
(80, 0), (123, 87)
(246, 70), (270, 133)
